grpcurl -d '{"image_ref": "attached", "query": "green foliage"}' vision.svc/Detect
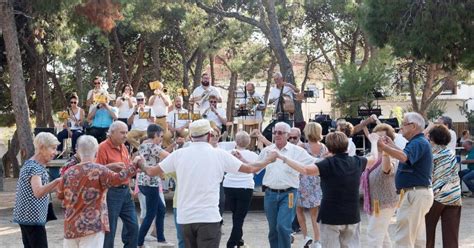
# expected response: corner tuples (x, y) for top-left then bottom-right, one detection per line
(362, 0), (474, 70)
(330, 49), (393, 116)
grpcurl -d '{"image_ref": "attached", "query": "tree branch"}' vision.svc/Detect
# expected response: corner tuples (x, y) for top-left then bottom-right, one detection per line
(195, 1), (264, 30)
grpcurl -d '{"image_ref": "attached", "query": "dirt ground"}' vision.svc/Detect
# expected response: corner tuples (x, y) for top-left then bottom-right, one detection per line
(1, 177), (474, 247)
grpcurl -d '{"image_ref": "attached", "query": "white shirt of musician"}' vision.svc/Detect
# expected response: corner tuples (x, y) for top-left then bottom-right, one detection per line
(268, 86), (294, 108)
(259, 143), (316, 189)
(191, 85), (222, 114)
(151, 94), (170, 117)
(204, 107), (226, 127)
(117, 96), (136, 119)
(166, 108), (190, 129)
(159, 142), (242, 224)
(131, 106), (155, 131)
(238, 92), (265, 121)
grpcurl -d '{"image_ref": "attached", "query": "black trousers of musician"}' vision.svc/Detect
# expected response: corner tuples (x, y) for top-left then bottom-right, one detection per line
(87, 126), (109, 144)
(224, 187), (253, 248)
(20, 224), (48, 248)
(425, 200), (461, 248)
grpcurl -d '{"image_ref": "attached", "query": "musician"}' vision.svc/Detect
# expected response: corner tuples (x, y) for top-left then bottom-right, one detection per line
(87, 94), (118, 144)
(189, 72), (222, 114)
(86, 76), (109, 113)
(126, 92), (156, 150)
(149, 81), (171, 131)
(202, 95), (227, 132)
(239, 82), (265, 122)
(268, 72), (300, 113)
(165, 96), (190, 147)
(115, 84), (136, 129)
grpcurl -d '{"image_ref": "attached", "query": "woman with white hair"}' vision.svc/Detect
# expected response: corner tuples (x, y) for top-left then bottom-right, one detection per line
(13, 132), (62, 248)
(57, 135), (142, 247)
(223, 131), (259, 248)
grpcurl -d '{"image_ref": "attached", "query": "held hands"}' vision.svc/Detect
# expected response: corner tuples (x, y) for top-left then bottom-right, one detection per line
(267, 150), (279, 163)
(107, 162), (125, 172)
(132, 156), (145, 171)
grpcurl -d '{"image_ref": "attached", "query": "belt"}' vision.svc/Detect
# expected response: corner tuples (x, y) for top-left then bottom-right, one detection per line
(113, 185), (129, 189)
(266, 187), (295, 193)
(397, 186), (431, 194)
(156, 116), (167, 119)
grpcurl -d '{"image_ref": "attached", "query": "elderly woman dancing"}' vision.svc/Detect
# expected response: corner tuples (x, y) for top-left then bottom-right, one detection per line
(57, 135), (142, 247)
(13, 132), (62, 248)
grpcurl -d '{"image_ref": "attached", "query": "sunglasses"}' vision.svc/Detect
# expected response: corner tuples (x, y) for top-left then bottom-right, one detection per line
(94, 82), (101, 85)
(137, 99), (144, 101)
(210, 101), (217, 103)
(288, 136), (299, 140)
(272, 130), (287, 136)
(70, 101), (77, 104)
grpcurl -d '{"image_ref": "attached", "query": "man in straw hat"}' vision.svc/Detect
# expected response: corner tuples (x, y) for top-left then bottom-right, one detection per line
(142, 119), (277, 248)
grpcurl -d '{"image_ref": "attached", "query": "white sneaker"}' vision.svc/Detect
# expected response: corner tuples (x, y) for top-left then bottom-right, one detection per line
(144, 235), (155, 241)
(303, 236), (313, 248)
(157, 241), (175, 247)
(290, 233), (295, 244)
(311, 240), (322, 248)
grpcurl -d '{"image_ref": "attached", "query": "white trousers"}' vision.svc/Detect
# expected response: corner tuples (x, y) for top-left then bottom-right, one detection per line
(367, 207), (397, 248)
(63, 232), (104, 248)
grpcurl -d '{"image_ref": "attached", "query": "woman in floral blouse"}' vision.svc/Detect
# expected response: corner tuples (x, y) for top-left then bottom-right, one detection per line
(425, 124), (462, 248)
(137, 124), (172, 247)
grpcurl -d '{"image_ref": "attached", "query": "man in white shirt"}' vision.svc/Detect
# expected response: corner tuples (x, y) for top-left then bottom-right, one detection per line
(126, 92), (156, 149)
(141, 119), (275, 248)
(268, 72), (299, 113)
(189, 73), (222, 114)
(239, 82), (266, 122)
(258, 122), (316, 248)
(202, 95), (227, 132)
(165, 96), (190, 147)
(149, 82), (171, 130)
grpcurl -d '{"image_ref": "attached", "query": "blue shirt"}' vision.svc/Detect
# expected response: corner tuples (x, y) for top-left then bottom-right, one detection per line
(395, 133), (433, 190)
(13, 160), (50, 225)
(92, 107), (117, 128)
(467, 148), (474, 170)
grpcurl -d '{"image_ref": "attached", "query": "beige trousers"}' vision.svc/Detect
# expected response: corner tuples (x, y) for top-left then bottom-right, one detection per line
(394, 188), (434, 248)
(367, 207), (397, 248)
(320, 223), (360, 248)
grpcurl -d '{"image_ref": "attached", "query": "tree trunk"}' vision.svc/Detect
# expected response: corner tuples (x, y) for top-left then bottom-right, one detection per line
(75, 49), (84, 105)
(192, 48), (205, 90)
(209, 55), (216, 86)
(151, 38), (162, 81)
(264, 57), (277, 105)
(48, 71), (68, 109)
(2, 131), (21, 178)
(112, 28), (130, 85)
(0, 0), (35, 162)
(35, 67), (46, 127)
(226, 71), (238, 122)
(105, 46), (114, 90)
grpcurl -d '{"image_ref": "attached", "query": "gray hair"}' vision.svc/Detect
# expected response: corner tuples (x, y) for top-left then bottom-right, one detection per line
(438, 116), (453, 129)
(404, 112), (425, 129)
(76, 135), (99, 159)
(107, 121), (128, 136)
(275, 122), (291, 133)
(273, 72), (283, 79)
(235, 131), (250, 148)
(34, 132), (60, 150)
(290, 127), (301, 137)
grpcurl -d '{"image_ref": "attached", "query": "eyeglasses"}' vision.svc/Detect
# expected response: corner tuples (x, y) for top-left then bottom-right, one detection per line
(272, 130), (287, 136)
(210, 101), (217, 103)
(94, 82), (101, 85)
(402, 122), (414, 126)
(288, 136), (299, 140)
(137, 99), (144, 102)
(70, 101), (77, 104)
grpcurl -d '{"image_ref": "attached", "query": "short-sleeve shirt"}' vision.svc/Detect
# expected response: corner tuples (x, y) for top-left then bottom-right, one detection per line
(204, 107), (226, 127)
(13, 160), (50, 225)
(159, 142), (241, 224)
(91, 107), (118, 128)
(137, 143), (163, 187)
(150, 95), (171, 117)
(259, 143), (316, 189)
(131, 106), (155, 131)
(395, 133), (433, 190)
(167, 109), (190, 129)
(316, 154), (367, 225)
(268, 86), (294, 107)
(191, 85), (222, 114)
(57, 162), (136, 239)
(117, 97), (136, 119)
(95, 139), (131, 185)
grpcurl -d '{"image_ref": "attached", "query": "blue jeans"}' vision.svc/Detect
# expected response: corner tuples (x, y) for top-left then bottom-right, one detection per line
(103, 187), (138, 248)
(138, 186), (166, 245)
(264, 188), (297, 248)
(459, 169), (474, 192)
(57, 129), (83, 153)
(174, 208), (185, 248)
